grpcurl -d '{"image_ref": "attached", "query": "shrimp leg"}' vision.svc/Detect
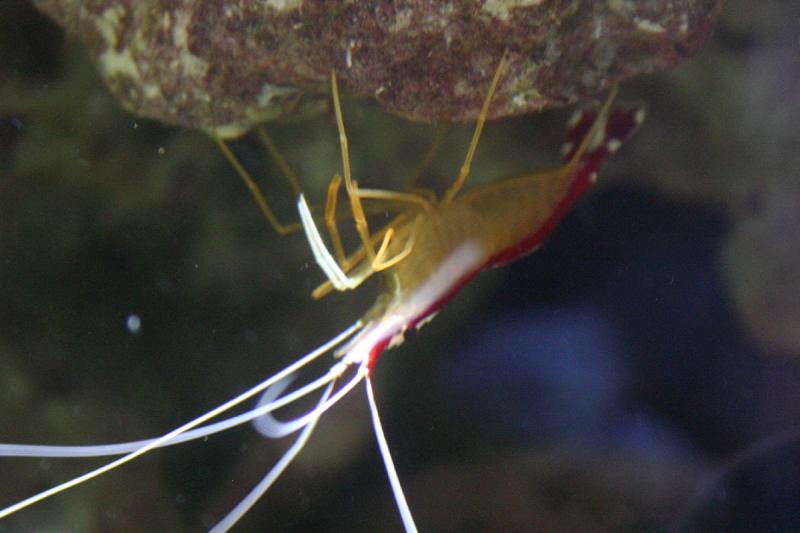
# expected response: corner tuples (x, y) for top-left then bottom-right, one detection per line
(324, 173), (349, 265)
(442, 49), (508, 205)
(256, 126), (303, 196)
(329, 71), (432, 273)
(330, 70), (378, 264)
(215, 136), (302, 235)
(310, 211), (415, 299)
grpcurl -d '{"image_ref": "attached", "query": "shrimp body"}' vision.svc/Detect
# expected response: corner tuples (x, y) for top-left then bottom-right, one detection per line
(361, 103), (645, 369)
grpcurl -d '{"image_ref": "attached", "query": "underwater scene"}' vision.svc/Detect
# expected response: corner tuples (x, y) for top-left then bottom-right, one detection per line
(1, 1), (799, 531)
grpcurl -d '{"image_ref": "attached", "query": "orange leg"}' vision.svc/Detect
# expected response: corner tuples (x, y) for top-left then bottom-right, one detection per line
(354, 188), (432, 213)
(310, 211), (415, 300)
(324, 174), (348, 266)
(442, 49), (508, 206)
(215, 136), (301, 236)
(330, 70), (378, 263)
(256, 127), (303, 196)
(348, 187), (429, 271)
(322, 70), (432, 283)
(371, 215), (421, 271)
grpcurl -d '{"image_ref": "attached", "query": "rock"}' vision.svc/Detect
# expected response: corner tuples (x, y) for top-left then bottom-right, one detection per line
(32, 0), (723, 136)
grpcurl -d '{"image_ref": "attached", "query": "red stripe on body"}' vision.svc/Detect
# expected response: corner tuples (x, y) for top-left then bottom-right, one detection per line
(368, 337), (393, 373)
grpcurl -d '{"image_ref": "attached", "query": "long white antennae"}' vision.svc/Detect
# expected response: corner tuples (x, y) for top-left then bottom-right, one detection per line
(209, 361), (372, 532)
(0, 360), (345, 459)
(252, 375), (300, 438)
(366, 376), (418, 533)
(0, 399), (290, 457)
(254, 363), (366, 439)
(269, 363), (368, 432)
(210, 380), (336, 532)
(0, 320), (363, 520)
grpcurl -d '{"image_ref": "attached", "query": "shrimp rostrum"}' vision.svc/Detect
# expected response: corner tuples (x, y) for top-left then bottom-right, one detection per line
(0, 51), (644, 531)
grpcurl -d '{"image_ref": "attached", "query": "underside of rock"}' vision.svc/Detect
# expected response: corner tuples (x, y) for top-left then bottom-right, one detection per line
(33, 0), (723, 136)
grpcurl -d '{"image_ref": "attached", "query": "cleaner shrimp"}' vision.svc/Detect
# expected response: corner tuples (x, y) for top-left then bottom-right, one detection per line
(0, 51), (644, 531)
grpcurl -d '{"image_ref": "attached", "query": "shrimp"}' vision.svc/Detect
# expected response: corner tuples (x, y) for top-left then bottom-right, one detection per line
(0, 51), (644, 531)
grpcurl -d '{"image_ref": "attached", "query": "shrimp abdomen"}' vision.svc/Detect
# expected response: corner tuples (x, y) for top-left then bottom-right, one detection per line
(469, 105), (645, 268)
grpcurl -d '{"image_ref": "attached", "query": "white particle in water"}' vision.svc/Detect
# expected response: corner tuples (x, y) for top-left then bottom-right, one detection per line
(126, 314), (142, 334)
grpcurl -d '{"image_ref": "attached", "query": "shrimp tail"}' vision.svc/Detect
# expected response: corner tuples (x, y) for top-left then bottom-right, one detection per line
(562, 103), (646, 164)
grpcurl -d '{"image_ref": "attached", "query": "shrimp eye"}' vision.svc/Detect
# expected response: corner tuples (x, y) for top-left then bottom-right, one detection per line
(402, 326), (417, 342)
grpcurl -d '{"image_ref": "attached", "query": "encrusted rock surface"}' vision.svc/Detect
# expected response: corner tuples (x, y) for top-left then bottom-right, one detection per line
(32, 0), (723, 135)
